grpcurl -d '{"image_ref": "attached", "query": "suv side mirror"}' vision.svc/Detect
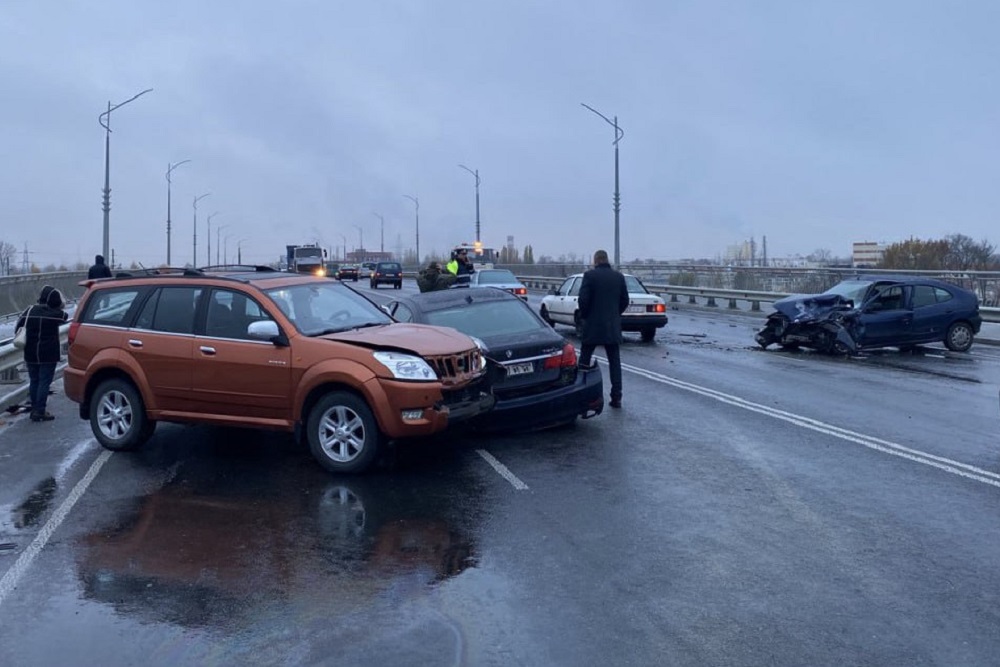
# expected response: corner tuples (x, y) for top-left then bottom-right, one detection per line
(248, 320), (286, 345)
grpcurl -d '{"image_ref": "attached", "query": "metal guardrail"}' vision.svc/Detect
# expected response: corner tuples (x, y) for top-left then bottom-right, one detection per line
(0, 324), (70, 410)
(514, 275), (1000, 323)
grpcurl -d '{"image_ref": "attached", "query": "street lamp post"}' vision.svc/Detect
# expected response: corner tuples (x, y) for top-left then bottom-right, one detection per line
(338, 234), (347, 261)
(373, 213), (384, 254)
(458, 164), (481, 243)
(402, 195), (419, 265)
(237, 239), (249, 264)
(223, 234), (235, 265)
(352, 225), (364, 259)
(581, 103), (625, 267)
(216, 224), (229, 264)
(165, 159), (190, 265)
(207, 212), (222, 266)
(99, 88), (153, 261)
(192, 193), (211, 266)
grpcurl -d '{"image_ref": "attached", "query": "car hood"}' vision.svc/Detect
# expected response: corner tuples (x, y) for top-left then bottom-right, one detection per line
(771, 293), (856, 320)
(320, 323), (475, 355)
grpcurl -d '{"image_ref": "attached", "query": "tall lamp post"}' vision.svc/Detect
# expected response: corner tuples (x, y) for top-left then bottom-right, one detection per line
(402, 195), (419, 265)
(372, 212), (384, 253)
(581, 103), (624, 267)
(339, 234), (347, 261)
(458, 164), (481, 243)
(99, 87), (153, 261)
(223, 234), (235, 265)
(237, 238), (249, 264)
(207, 211), (222, 265)
(352, 225), (364, 259)
(192, 193), (211, 266)
(216, 224), (229, 264)
(165, 159), (190, 265)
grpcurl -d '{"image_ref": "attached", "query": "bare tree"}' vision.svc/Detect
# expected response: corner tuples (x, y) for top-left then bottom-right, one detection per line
(0, 240), (15, 275)
(945, 234), (996, 270)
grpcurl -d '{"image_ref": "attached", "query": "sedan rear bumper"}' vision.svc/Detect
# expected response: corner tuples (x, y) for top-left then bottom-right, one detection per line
(474, 363), (604, 431)
(622, 314), (668, 331)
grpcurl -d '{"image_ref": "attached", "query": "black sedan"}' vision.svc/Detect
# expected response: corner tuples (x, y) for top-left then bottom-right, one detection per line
(384, 288), (604, 430)
(756, 275), (983, 353)
(336, 265), (359, 281)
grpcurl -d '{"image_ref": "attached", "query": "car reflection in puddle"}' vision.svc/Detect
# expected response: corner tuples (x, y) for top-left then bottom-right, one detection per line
(75, 462), (479, 629)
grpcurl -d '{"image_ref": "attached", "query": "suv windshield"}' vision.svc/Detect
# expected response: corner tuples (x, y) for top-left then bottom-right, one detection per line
(265, 282), (391, 335)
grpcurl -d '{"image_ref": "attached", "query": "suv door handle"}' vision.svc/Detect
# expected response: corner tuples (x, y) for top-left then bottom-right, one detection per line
(199, 346), (217, 355)
(128, 339), (143, 348)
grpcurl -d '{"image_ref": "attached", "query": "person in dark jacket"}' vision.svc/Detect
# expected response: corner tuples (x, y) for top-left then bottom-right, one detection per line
(88, 254), (113, 279)
(417, 262), (458, 293)
(577, 249), (630, 408)
(15, 287), (68, 421)
(445, 248), (475, 286)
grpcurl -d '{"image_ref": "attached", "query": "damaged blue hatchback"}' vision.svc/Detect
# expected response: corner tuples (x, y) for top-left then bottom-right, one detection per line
(755, 276), (982, 354)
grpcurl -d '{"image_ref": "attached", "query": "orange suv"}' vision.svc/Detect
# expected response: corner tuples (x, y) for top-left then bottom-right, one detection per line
(64, 266), (493, 473)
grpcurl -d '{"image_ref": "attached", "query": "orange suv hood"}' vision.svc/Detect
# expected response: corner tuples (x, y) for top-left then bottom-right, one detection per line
(320, 323), (474, 356)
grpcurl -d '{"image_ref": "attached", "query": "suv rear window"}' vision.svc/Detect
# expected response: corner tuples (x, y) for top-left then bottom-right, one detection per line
(378, 263), (401, 271)
(81, 288), (145, 326)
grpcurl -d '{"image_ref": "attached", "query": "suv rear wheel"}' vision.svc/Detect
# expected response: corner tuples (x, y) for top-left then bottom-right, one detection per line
(90, 378), (155, 451)
(307, 391), (381, 473)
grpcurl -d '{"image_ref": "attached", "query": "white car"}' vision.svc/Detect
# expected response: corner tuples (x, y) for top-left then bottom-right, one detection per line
(540, 273), (668, 342)
(468, 268), (528, 301)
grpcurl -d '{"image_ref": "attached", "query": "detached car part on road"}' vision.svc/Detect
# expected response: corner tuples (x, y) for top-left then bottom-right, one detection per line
(385, 287), (604, 430)
(755, 276), (982, 354)
(64, 267), (492, 474)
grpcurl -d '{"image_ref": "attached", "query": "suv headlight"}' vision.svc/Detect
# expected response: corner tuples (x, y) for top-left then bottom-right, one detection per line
(372, 351), (437, 381)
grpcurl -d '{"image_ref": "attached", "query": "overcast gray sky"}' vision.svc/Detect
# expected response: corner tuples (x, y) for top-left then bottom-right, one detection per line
(3, 0), (998, 268)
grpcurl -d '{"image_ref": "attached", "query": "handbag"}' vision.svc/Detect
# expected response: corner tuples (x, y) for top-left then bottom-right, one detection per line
(13, 325), (26, 350)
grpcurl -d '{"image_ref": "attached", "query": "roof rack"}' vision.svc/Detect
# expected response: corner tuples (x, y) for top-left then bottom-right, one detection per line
(198, 264), (279, 273)
(113, 267), (202, 278)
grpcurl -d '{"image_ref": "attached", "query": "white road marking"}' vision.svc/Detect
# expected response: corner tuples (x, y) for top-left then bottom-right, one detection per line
(0, 449), (112, 608)
(589, 355), (1000, 489)
(477, 449), (529, 490)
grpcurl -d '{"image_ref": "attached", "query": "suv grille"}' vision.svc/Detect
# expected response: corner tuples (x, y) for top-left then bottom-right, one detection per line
(426, 349), (484, 386)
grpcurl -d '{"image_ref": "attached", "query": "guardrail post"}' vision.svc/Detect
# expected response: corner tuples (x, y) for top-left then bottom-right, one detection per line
(750, 301), (761, 311)
(706, 296), (718, 307)
(688, 295), (697, 305)
(727, 298), (738, 309)
(0, 363), (22, 384)
(670, 294), (679, 303)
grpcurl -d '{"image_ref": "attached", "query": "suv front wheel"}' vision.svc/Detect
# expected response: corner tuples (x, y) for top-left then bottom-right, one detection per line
(307, 391), (381, 473)
(90, 378), (155, 451)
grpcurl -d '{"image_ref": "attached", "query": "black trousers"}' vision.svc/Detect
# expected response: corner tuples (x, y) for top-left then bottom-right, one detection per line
(579, 343), (622, 400)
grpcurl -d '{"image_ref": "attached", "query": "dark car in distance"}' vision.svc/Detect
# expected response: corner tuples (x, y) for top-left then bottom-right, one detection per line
(385, 288), (604, 430)
(371, 261), (403, 289)
(336, 265), (359, 281)
(756, 275), (983, 354)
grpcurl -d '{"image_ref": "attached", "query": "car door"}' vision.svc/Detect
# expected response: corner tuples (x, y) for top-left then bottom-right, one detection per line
(189, 288), (293, 421)
(129, 286), (202, 413)
(547, 277), (579, 324)
(907, 284), (955, 344)
(859, 284), (913, 346)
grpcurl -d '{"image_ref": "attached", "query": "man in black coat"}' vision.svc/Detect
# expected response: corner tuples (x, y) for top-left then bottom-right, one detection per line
(15, 287), (68, 421)
(578, 249), (630, 408)
(88, 254), (112, 279)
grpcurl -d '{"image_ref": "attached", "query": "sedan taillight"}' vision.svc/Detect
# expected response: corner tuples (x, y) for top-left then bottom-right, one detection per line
(648, 303), (666, 313)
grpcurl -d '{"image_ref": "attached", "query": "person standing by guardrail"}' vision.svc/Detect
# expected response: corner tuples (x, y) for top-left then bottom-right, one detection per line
(15, 286), (68, 421)
(578, 249), (630, 409)
(88, 254), (112, 279)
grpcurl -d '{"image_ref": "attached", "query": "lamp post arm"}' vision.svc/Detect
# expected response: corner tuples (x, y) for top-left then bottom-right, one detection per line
(99, 88), (154, 131)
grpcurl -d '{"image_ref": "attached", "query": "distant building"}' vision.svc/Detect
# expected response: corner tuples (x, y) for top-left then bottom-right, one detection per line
(346, 249), (394, 263)
(852, 241), (884, 268)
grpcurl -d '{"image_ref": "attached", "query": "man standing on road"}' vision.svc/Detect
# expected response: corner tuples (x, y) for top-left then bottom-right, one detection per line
(88, 254), (112, 279)
(578, 249), (630, 408)
(15, 286), (68, 421)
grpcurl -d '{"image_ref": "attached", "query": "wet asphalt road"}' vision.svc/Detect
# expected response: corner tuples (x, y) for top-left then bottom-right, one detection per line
(1, 283), (1000, 666)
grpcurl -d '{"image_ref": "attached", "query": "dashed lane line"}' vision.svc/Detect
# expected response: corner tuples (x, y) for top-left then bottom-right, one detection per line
(477, 449), (529, 490)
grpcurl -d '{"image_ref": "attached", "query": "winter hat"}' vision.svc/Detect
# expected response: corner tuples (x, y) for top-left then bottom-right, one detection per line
(38, 285), (54, 303)
(46, 288), (64, 309)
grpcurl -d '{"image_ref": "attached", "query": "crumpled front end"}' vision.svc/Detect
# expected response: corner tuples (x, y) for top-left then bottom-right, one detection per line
(756, 295), (862, 355)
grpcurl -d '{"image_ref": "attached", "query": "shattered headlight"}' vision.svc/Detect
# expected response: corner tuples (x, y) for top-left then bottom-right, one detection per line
(373, 351), (437, 381)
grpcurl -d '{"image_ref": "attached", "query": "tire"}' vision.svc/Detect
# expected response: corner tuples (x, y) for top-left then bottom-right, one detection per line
(640, 326), (656, 343)
(944, 321), (974, 352)
(89, 378), (152, 452)
(307, 391), (381, 474)
(395, 282), (402, 289)
(540, 306), (555, 327)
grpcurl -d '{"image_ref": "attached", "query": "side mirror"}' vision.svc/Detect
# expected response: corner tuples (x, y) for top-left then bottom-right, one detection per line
(248, 320), (285, 345)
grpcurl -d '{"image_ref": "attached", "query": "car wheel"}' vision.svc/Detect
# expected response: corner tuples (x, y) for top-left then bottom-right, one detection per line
(307, 391), (381, 474)
(944, 321), (974, 352)
(640, 326), (656, 343)
(540, 305), (555, 327)
(89, 378), (152, 452)
(370, 281), (376, 289)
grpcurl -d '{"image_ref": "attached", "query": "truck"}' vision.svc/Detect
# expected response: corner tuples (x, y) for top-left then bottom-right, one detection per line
(285, 244), (327, 276)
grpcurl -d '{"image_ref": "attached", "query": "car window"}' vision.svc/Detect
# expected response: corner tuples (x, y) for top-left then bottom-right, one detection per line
(912, 285), (937, 308)
(868, 285), (905, 312)
(477, 269), (518, 284)
(81, 288), (144, 326)
(378, 263), (401, 271)
(137, 286), (201, 334)
(423, 300), (540, 338)
(557, 277), (575, 296)
(568, 278), (583, 297)
(934, 287), (953, 304)
(205, 289), (274, 340)
(265, 282), (392, 335)
(391, 303), (413, 322)
(624, 275), (647, 294)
